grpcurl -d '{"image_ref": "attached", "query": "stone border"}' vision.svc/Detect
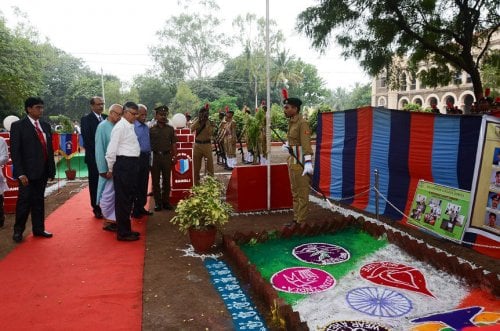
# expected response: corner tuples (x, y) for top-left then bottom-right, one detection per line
(222, 213), (500, 330)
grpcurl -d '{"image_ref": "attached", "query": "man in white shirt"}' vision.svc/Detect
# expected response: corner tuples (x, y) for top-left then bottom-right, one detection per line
(105, 102), (141, 241)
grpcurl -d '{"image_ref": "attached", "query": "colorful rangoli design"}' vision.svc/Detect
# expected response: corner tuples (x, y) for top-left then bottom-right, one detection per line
(292, 243), (350, 265)
(324, 320), (390, 331)
(360, 261), (435, 297)
(271, 267), (335, 294)
(346, 287), (413, 317)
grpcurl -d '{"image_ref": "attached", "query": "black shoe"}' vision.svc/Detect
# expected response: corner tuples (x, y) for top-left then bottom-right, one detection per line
(224, 166), (233, 171)
(0, 218), (4, 227)
(33, 231), (53, 238)
(131, 231), (140, 236)
(154, 204), (162, 211)
(103, 223), (117, 232)
(93, 211), (104, 219)
(163, 203), (174, 210)
(117, 234), (139, 241)
(132, 212), (143, 219)
(13, 233), (23, 243)
(141, 209), (153, 216)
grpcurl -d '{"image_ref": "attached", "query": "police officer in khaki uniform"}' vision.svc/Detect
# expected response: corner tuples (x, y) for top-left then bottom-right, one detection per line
(191, 104), (215, 185)
(150, 105), (177, 211)
(222, 107), (237, 169)
(282, 93), (313, 226)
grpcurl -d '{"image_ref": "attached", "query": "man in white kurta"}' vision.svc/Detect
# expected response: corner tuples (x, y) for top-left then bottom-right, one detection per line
(95, 104), (123, 231)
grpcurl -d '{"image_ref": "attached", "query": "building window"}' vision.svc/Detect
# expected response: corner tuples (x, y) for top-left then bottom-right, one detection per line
(380, 76), (386, 88)
(401, 73), (407, 91)
(410, 76), (416, 90)
(454, 71), (462, 85)
(378, 97), (386, 107)
(415, 98), (422, 106)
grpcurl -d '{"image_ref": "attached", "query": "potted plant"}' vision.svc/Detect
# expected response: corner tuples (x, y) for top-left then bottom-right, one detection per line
(170, 176), (232, 253)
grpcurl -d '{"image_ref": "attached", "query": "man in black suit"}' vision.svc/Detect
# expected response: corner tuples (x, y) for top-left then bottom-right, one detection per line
(11, 97), (56, 243)
(81, 96), (107, 219)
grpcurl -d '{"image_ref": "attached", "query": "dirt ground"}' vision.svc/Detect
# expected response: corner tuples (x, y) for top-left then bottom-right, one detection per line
(0, 147), (498, 330)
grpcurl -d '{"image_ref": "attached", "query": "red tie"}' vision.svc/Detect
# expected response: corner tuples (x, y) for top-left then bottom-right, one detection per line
(35, 121), (47, 160)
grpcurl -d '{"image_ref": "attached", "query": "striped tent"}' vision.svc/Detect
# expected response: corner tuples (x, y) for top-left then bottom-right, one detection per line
(313, 107), (482, 223)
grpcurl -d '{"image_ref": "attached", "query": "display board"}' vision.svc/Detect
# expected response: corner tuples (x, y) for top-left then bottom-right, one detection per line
(408, 180), (470, 241)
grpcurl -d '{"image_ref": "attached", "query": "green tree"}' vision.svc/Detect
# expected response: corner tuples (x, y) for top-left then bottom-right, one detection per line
(232, 14), (284, 108)
(308, 104), (333, 135)
(151, 11), (232, 80)
(170, 82), (200, 115)
(326, 83), (371, 111)
(0, 15), (43, 116)
(297, 0), (500, 99)
(287, 60), (331, 107)
(133, 74), (176, 110)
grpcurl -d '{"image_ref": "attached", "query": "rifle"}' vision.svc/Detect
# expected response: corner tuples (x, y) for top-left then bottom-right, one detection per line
(236, 130), (245, 163)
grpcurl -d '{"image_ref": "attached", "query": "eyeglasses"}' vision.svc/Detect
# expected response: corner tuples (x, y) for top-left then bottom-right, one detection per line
(111, 110), (123, 116)
(128, 111), (139, 116)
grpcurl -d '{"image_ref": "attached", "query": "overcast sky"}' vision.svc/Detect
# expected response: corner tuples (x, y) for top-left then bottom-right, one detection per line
(1, 0), (370, 90)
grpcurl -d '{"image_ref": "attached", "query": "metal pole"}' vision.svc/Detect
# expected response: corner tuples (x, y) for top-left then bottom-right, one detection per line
(374, 169), (379, 220)
(265, 0), (271, 211)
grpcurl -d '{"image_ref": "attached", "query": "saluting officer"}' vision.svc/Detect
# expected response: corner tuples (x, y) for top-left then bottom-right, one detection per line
(281, 89), (313, 226)
(150, 105), (177, 211)
(191, 104), (215, 185)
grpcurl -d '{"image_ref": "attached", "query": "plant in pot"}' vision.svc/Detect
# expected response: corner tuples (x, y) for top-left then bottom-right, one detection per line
(170, 176), (233, 253)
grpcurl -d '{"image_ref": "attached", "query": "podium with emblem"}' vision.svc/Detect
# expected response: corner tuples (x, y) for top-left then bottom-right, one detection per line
(170, 128), (194, 204)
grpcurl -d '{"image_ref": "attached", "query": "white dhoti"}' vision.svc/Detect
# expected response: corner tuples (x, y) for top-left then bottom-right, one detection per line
(100, 180), (116, 221)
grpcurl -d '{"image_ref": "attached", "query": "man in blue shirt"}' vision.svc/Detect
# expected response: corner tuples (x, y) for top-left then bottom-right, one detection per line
(133, 104), (153, 218)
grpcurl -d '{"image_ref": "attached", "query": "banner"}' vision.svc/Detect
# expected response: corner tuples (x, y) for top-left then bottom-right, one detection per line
(408, 180), (470, 241)
(52, 133), (79, 158)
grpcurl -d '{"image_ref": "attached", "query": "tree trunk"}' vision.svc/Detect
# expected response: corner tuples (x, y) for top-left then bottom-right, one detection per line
(469, 66), (483, 101)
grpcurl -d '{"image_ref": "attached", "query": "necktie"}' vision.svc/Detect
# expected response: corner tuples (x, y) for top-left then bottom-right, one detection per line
(35, 121), (48, 160)
(98, 115), (102, 122)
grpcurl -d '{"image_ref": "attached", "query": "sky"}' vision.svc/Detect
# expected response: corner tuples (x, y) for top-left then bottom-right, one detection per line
(0, 0), (370, 90)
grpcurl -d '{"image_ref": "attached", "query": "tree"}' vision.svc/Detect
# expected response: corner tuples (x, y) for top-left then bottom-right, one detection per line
(170, 82), (200, 115)
(232, 14), (284, 108)
(326, 83), (371, 111)
(151, 11), (232, 80)
(286, 60), (330, 107)
(133, 74), (176, 110)
(0, 15), (44, 115)
(297, 0), (500, 99)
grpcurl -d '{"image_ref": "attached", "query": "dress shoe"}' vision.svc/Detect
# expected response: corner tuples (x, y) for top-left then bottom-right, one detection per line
(13, 233), (23, 243)
(154, 204), (162, 211)
(132, 211), (144, 219)
(33, 231), (53, 238)
(117, 234), (139, 241)
(224, 166), (233, 171)
(103, 223), (118, 232)
(93, 211), (104, 219)
(163, 203), (174, 210)
(141, 209), (153, 216)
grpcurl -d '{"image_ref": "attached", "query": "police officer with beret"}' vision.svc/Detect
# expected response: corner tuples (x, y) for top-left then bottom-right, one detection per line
(281, 90), (313, 226)
(150, 105), (177, 211)
(191, 104), (216, 185)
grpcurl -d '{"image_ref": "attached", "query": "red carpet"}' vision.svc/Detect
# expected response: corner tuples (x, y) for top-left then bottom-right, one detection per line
(0, 188), (146, 331)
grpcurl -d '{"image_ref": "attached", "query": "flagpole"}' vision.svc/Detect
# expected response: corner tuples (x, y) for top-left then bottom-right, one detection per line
(265, 0), (271, 211)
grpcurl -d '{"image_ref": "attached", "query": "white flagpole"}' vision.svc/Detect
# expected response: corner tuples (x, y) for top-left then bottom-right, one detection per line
(266, 0), (271, 211)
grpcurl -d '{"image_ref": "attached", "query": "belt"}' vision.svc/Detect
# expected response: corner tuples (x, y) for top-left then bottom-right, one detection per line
(117, 155), (139, 160)
(153, 151), (170, 155)
(195, 139), (211, 144)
